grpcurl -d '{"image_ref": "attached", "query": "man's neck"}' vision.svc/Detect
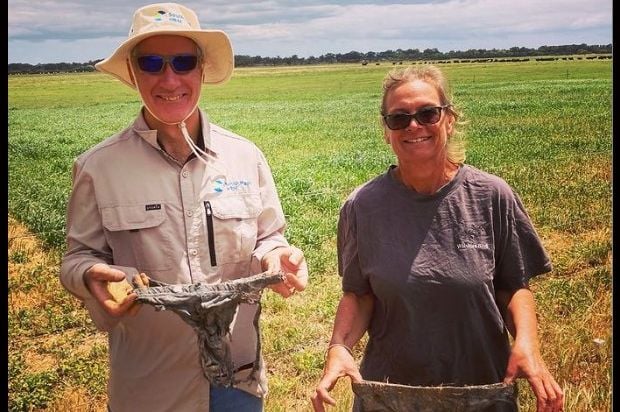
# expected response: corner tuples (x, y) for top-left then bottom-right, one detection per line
(144, 108), (202, 163)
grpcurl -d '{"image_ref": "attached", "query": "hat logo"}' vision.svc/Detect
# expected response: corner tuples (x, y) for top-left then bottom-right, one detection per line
(152, 10), (186, 25)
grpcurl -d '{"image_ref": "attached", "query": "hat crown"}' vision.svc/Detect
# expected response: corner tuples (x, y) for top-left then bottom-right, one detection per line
(95, 2), (234, 88)
(129, 3), (201, 38)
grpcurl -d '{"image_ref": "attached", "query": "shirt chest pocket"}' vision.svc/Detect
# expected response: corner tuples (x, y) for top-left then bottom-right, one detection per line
(101, 204), (174, 272)
(204, 194), (261, 266)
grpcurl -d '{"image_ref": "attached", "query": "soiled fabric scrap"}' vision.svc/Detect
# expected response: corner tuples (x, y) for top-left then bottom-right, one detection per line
(133, 271), (285, 387)
(352, 381), (517, 412)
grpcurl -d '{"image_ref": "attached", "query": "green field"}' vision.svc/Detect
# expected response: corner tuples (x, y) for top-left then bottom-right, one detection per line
(8, 60), (612, 411)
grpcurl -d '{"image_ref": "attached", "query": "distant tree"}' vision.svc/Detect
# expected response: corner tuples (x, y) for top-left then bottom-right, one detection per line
(7, 43), (612, 74)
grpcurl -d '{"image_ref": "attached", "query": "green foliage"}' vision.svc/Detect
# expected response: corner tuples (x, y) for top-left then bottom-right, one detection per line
(8, 351), (61, 412)
(9, 250), (29, 264)
(57, 344), (109, 389)
(8, 369), (60, 411)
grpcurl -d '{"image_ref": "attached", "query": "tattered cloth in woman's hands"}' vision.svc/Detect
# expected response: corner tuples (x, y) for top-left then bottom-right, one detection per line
(352, 380), (517, 412)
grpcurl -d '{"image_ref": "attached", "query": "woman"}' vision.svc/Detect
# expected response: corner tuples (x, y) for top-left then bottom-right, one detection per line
(311, 65), (563, 412)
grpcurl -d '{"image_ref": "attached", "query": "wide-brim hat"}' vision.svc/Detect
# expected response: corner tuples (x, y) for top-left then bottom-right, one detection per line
(95, 2), (234, 89)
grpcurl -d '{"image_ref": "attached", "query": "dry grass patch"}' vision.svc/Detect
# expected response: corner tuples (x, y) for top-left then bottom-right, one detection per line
(22, 350), (56, 375)
(45, 386), (107, 412)
(9, 217), (109, 411)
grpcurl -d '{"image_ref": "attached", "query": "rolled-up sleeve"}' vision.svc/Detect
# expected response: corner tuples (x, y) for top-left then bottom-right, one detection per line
(60, 159), (113, 299)
(60, 159), (134, 331)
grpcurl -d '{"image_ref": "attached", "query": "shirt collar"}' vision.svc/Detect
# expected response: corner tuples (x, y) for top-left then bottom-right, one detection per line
(132, 108), (218, 156)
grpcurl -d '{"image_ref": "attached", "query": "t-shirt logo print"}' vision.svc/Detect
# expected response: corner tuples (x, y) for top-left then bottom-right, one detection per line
(456, 224), (489, 250)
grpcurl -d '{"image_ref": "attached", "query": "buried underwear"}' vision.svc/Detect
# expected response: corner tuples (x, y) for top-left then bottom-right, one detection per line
(132, 271), (285, 387)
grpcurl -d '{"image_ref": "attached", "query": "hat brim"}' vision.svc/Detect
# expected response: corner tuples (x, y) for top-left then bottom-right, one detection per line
(95, 29), (234, 89)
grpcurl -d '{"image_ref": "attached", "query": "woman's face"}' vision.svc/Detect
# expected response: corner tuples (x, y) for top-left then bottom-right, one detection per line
(131, 35), (202, 125)
(383, 80), (454, 166)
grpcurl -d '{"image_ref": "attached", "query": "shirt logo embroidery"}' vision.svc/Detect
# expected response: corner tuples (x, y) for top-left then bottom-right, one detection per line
(145, 204), (162, 211)
(456, 224), (489, 250)
(213, 178), (251, 193)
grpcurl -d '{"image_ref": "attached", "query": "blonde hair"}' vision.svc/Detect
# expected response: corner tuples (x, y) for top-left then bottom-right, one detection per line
(380, 65), (467, 165)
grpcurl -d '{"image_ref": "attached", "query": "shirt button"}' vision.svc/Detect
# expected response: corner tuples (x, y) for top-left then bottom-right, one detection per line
(182, 170), (189, 178)
(186, 211), (193, 217)
(190, 249), (198, 256)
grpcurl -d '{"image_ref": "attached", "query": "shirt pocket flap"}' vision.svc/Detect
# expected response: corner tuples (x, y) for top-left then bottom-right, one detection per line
(101, 205), (166, 231)
(210, 194), (261, 220)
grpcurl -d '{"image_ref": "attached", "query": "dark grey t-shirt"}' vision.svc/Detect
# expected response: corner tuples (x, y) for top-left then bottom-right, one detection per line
(339, 164), (551, 389)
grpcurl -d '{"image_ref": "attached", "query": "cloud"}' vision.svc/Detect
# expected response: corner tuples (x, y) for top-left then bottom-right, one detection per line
(9, 0), (133, 41)
(8, 0), (612, 63)
(226, 0), (611, 56)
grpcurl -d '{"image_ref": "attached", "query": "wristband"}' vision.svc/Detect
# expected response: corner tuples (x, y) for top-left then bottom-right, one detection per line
(327, 343), (353, 357)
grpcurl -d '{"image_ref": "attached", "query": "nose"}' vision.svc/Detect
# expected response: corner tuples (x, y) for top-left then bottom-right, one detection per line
(158, 62), (183, 85)
(406, 116), (421, 129)
(161, 61), (176, 76)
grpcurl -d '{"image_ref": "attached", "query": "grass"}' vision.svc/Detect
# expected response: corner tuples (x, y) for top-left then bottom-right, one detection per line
(8, 59), (612, 411)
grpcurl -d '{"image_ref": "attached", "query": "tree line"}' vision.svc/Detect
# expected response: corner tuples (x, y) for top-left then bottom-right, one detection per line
(7, 43), (612, 75)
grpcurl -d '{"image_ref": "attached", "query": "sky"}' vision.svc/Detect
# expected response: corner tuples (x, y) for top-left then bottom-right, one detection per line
(8, 0), (612, 65)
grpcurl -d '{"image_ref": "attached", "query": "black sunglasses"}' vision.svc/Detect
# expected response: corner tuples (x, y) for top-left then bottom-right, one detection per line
(135, 54), (199, 74)
(383, 105), (450, 130)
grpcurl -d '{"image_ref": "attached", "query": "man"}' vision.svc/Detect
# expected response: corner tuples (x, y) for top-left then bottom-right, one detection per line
(59, 3), (308, 411)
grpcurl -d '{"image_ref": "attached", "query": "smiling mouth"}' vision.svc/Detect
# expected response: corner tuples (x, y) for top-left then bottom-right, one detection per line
(404, 136), (431, 143)
(160, 95), (183, 101)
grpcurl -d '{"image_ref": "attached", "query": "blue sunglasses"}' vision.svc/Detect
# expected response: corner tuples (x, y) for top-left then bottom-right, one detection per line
(135, 54), (199, 74)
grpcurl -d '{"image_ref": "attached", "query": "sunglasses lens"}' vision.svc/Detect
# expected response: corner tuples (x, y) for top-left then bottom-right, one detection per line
(385, 114), (412, 130)
(136, 54), (198, 73)
(385, 107), (444, 130)
(416, 107), (442, 125)
(137, 55), (165, 73)
(171, 55), (198, 72)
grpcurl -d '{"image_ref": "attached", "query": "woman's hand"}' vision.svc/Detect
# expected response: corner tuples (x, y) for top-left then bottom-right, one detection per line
(504, 342), (564, 412)
(498, 288), (564, 412)
(311, 345), (363, 412)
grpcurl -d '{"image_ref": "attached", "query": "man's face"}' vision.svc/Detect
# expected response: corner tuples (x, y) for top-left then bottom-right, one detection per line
(131, 35), (202, 124)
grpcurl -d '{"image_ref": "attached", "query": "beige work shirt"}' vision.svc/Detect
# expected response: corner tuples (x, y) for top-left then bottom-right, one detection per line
(60, 108), (289, 411)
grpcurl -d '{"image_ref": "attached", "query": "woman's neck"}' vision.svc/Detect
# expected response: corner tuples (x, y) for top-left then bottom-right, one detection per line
(395, 161), (459, 195)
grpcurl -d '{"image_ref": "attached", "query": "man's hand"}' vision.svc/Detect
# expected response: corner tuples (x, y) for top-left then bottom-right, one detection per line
(84, 263), (140, 317)
(261, 246), (308, 298)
